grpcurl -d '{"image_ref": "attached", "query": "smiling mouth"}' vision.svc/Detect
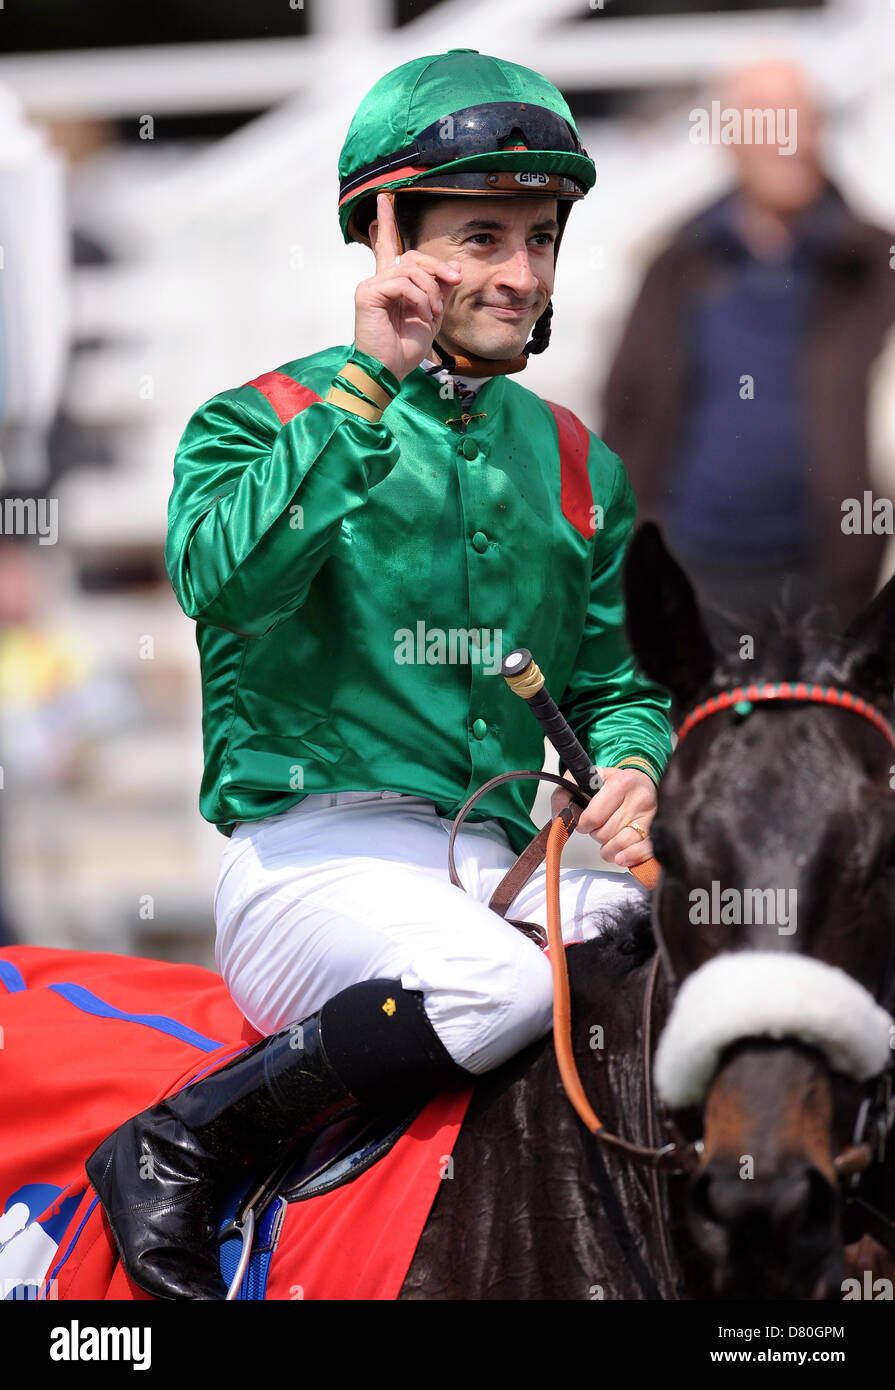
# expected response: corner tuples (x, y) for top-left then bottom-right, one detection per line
(481, 305), (535, 318)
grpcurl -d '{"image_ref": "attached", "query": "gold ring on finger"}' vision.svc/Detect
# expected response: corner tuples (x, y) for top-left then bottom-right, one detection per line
(625, 820), (648, 841)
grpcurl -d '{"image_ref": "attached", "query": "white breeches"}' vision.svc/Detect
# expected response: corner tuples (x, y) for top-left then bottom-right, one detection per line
(214, 790), (644, 1075)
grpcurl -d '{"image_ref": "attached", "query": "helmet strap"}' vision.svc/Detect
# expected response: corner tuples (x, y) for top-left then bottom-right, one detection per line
(428, 299), (552, 377)
(430, 340), (529, 377)
(523, 299), (553, 358)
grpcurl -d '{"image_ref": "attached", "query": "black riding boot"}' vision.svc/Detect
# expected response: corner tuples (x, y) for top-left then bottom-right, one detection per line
(85, 979), (469, 1300)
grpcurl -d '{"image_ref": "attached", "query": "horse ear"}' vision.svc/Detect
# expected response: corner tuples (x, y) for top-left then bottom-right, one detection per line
(840, 571), (895, 708)
(624, 522), (716, 708)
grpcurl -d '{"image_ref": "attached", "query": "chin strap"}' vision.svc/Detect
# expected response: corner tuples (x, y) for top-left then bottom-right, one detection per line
(428, 300), (552, 379)
(428, 342), (526, 377)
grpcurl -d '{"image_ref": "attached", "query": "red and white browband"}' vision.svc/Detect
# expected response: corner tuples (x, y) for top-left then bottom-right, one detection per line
(677, 681), (895, 751)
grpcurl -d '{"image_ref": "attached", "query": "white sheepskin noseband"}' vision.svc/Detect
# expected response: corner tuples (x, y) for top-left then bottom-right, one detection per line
(654, 951), (894, 1109)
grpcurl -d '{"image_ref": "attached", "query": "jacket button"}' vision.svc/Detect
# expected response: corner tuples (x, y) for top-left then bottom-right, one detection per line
(472, 717), (488, 739)
(472, 530), (488, 553)
(460, 437), (479, 460)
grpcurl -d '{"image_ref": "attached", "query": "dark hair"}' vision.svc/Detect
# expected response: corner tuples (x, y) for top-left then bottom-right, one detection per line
(393, 193), (452, 249)
(353, 192), (444, 249)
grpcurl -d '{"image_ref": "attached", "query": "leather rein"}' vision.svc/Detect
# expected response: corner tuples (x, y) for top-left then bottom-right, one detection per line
(448, 768), (700, 1176)
(448, 681), (895, 1247)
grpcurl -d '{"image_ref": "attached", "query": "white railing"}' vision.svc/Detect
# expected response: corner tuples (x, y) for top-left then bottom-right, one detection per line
(7, 0), (895, 949)
(0, 87), (68, 447)
(62, 0), (895, 417)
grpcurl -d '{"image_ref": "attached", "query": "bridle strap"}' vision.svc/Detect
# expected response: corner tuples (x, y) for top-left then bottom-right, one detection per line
(669, 683), (895, 1192)
(677, 681), (895, 750)
(446, 771), (697, 1170)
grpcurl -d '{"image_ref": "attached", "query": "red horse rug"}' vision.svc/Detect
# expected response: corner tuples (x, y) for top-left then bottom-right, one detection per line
(0, 947), (472, 1300)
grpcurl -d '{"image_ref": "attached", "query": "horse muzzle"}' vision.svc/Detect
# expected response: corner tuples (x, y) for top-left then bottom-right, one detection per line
(654, 950), (894, 1299)
(687, 1038), (843, 1299)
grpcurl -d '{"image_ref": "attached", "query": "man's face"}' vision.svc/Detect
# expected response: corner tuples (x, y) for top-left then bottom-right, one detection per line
(408, 195), (558, 360)
(722, 62), (825, 217)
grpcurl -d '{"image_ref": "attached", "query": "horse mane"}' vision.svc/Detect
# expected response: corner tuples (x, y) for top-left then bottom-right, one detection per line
(461, 897), (655, 1109)
(567, 895), (655, 986)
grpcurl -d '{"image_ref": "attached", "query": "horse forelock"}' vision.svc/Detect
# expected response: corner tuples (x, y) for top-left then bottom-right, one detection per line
(700, 596), (851, 694)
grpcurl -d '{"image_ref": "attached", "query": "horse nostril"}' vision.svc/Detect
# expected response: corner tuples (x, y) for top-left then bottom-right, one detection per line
(768, 1172), (812, 1230)
(689, 1161), (769, 1228)
(690, 1161), (837, 1243)
(764, 1165), (839, 1248)
(789, 1165), (838, 1240)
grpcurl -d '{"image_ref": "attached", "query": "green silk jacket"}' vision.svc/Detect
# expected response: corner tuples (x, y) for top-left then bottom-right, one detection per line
(166, 344), (672, 853)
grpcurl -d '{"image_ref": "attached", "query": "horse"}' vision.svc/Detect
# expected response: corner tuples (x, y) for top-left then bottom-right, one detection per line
(2, 523), (893, 1300)
(407, 522), (895, 1299)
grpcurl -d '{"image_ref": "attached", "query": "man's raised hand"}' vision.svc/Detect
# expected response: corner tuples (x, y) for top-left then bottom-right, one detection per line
(354, 193), (462, 382)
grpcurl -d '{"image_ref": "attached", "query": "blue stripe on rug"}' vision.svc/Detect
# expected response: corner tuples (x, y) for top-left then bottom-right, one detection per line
(0, 959), (26, 993)
(47, 982), (223, 1052)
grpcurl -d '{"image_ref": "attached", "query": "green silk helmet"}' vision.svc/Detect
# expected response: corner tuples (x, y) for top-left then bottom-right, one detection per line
(338, 49), (596, 372)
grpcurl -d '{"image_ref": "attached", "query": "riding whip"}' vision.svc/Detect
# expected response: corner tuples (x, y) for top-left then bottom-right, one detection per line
(501, 647), (661, 890)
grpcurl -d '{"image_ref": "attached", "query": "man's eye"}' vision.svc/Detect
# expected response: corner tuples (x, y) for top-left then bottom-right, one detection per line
(464, 232), (553, 247)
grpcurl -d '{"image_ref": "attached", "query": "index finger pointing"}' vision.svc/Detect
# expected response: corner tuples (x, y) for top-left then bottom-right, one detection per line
(373, 192), (401, 270)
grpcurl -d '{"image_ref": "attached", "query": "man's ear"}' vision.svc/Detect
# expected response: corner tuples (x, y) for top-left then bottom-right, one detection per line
(623, 522), (716, 709)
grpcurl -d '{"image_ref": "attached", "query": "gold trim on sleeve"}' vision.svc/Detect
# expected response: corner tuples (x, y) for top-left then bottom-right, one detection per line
(337, 361), (394, 411)
(616, 754), (660, 781)
(324, 384), (384, 423)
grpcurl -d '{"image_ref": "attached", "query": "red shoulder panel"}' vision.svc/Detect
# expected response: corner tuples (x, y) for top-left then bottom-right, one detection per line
(245, 371), (322, 425)
(545, 401), (595, 539)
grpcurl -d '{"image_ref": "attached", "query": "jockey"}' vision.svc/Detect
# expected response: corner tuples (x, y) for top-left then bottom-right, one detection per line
(87, 49), (673, 1299)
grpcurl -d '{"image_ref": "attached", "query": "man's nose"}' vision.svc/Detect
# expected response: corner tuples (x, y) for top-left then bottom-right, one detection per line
(494, 245), (540, 298)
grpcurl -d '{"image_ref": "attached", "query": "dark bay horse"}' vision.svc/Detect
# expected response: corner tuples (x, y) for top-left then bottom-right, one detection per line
(3, 524), (894, 1300)
(403, 523), (895, 1299)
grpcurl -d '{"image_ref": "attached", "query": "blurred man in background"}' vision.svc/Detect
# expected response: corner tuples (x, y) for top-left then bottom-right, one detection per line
(602, 60), (895, 631)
